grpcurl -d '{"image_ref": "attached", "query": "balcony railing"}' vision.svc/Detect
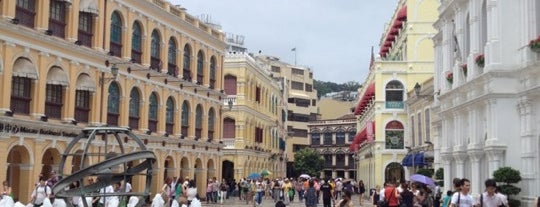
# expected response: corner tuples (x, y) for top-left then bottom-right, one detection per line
(129, 117), (139, 129)
(77, 30), (92, 47)
(148, 120), (157, 132)
(10, 96), (31, 115)
(181, 126), (188, 137)
(195, 129), (202, 139)
(74, 107), (89, 123)
(107, 113), (119, 126)
(386, 101), (404, 109)
(222, 139), (235, 149)
(150, 57), (161, 71)
(165, 123), (174, 134)
(45, 102), (62, 119)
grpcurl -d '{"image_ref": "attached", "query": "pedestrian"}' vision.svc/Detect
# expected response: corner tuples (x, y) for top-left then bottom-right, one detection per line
(212, 177), (219, 203)
(358, 180), (366, 205)
(400, 183), (414, 207)
(275, 200), (286, 207)
(282, 178), (292, 205)
(383, 181), (401, 207)
(295, 179), (304, 202)
(205, 179), (213, 204)
(335, 179), (343, 200)
(31, 177), (51, 207)
(255, 179), (264, 205)
(2, 180), (12, 198)
(371, 185), (381, 206)
(161, 177), (172, 207)
(304, 180), (317, 207)
(416, 183), (433, 207)
(219, 179), (228, 204)
(174, 177), (183, 202)
(272, 180), (281, 202)
(450, 178), (473, 207)
(336, 190), (353, 207)
(185, 180), (197, 205)
(320, 179), (334, 207)
(441, 191), (452, 207)
(478, 179), (508, 207)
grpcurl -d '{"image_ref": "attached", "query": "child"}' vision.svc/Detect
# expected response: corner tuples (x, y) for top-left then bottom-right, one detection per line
(441, 190), (452, 207)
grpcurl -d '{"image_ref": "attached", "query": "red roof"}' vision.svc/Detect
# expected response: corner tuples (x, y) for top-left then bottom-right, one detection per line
(390, 28), (399, 35)
(392, 19), (403, 29)
(354, 83), (376, 115)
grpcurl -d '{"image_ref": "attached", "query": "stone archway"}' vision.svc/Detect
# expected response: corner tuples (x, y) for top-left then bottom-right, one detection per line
(164, 156), (176, 180)
(222, 160), (234, 183)
(194, 158), (203, 196)
(384, 162), (405, 183)
(71, 149), (90, 173)
(207, 159), (215, 181)
(180, 157), (190, 180)
(41, 148), (61, 180)
(7, 145), (31, 202)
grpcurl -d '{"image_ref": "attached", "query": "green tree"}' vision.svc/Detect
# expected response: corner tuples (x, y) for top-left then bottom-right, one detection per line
(293, 148), (325, 177)
(493, 167), (522, 207)
(416, 168), (434, 178)
(435, 168), (444, 187)
(314, 80), (362, 97)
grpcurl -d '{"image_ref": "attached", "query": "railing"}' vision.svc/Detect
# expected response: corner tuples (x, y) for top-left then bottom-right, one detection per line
(148, 120), (157, 132)
(109, 43), (122, 57)
(167, 64), (177, 76)
(16, 7), (35, 28)
(74, 107), (89, 123)
(165, 123), (174, 134)
(222, 139), (235, 149)
(309, 118), (356, 125)
(386, 101), (404, 109)
(195, 129), (202, 139)
(223, 96), (236, 107)
(49, 19), (66, 38)
(129, 117), (139, 129)
(107, 113), (119, 126)
(10, 97), (30, 115)
(131, 50), (142, 64)
(77, 30), (92, 47)
(150, 57), (161, 71)
(45, 102), (62, 119)
(181, 126), (188, 137)
(152, 0), (165, 8)
(183, 69), (191, 81)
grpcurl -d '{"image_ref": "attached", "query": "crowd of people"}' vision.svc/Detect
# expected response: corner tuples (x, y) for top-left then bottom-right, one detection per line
(370, 178), (523, 207)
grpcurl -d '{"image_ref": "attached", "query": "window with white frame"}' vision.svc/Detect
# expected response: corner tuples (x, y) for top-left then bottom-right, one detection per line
(425, 108), (430, 141)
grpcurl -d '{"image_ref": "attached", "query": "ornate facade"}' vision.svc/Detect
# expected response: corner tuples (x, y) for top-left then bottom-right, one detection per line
(434, 0), (540, 204)
(221, 51), (286, 181)
(351, 0), (439, 189)
(308, 115), (356, 179)
(0, 0), (226, 202)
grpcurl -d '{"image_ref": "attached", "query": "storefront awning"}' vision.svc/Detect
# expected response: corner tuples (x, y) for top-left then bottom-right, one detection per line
(46, 67), (69, 86)
(414, 153), (426, 167)
(354, 82), (375, 115)
(79, 0), (99, 15)
(13, 58), (38, 79)
(402, 154), (413, 166)
(76, 74), (96, 91)
(397, 6), (407, 21)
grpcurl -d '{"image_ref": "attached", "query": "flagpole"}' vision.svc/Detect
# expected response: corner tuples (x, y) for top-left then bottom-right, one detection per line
(291, 47), (297, 65)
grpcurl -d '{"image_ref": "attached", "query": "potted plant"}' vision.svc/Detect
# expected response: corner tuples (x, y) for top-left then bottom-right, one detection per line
(529, 36), (540, 52)
(475, 54), (485, 68)
(446, 72), (453, 84)
(493, 167), (522, 207)
(460, 63), (467, 76)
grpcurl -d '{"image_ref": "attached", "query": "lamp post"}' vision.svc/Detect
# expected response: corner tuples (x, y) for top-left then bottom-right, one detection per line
(227, 99), (233, 110)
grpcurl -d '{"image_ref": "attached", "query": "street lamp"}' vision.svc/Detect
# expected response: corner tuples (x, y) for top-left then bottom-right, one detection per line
(227, 99), (233, 110)
(414, 82), (431, 98)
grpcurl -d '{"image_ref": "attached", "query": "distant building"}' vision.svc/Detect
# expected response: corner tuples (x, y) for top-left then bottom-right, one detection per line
(308, 114), (357, 179)
(318, 91), (356, 120)
(255, 55), (318, 178)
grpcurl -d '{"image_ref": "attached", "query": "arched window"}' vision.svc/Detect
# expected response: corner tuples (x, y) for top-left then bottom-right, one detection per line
(109, 12), (122, 57)
(183, 44), (192, 81)
(209, 56), (216, 89)
(323, 131), (333, 145)
(385, 80), (404, 109)
(148, 93), (158, 133)
(165, 97), (174, 135)
(311, 132), (320, 146)
(129, 88), (140, 129)
(168, 38), (177, 76)
(131, 22), (142, 63)
(224, 75), (237, 95)
(48, 0), (67, 38)
(16, 0), (36, 28)
(45, 84), (64, 119)
(181, 101), (190, 137)
(208, 108), (215, 141)
(336, 152), (345, 167)
(10, 58), (36, 115)
(196, 51), (204, 84)
(107, 82), (120, 126)
(223, 118), (235, 138)
(385, 120), (404, 149)
(150, 30), (161, 70)
(75, 74), (93, 123)
(336, 131), (346, 145)
(78, 11), (94, 47)
(195, 105), (203, 139)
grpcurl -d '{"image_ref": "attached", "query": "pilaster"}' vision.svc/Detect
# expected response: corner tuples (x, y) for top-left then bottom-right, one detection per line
(452, 150), (467, 179)
(467, 149), (484, 195)
(484, 145), (506, 175)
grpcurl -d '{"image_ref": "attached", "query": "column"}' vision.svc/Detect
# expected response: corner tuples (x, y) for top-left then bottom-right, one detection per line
(66, 2), (78, 41)
(1, 0), (16, 18)
(0, 42), (16, 113)
(33, 52), (49, 119)
(467, 107), (478, 145)
(467, 150), (484, 195)
(35, 0), (51, 31)
(469, 0), (481, 72)
(160, 29), (169, 74)
(452, 151), (467, 179)
(485, 0), (501, 69)
(485, 147), (505, 175)
(485, 99), (498, 145)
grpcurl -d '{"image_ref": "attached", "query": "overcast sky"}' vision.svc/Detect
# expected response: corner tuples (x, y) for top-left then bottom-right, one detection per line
(170, 0), (397, 83)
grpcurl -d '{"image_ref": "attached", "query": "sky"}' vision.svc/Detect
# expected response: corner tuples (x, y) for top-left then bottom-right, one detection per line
(170, 0), (397, 83)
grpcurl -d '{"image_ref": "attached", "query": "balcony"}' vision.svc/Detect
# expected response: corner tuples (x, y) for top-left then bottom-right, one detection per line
(222, 139), (235, 149)
(386, 101), (404, 109)
(223, 96), (236, 107)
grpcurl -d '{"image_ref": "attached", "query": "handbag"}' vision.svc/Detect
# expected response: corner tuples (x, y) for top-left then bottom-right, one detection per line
(377, 188), (395, 207)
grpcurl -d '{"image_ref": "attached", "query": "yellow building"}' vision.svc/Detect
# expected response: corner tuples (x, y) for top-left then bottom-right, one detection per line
(351, 0), (439, 189)
(0, 0), (226, 201)
(221, 45), (286, 180)
(255, 55), (318, 177)
(318, 96), (356, 120)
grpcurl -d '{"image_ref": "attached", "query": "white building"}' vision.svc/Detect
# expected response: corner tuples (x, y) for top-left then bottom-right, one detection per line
(433, 0), (540, 205)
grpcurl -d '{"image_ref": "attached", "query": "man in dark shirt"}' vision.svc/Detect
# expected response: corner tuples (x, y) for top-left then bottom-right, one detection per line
(320, 179), (334, 207)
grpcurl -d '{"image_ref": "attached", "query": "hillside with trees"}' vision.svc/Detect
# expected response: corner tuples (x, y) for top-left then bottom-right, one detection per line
(314, 80), (362, 97)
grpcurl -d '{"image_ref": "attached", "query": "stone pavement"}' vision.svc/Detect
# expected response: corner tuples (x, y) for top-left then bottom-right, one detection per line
(200, 194), (375, 207)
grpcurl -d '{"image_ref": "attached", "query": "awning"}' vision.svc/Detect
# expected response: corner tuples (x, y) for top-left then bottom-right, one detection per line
(402, 154), (412, 167)
(76, 74), (96, 92)
(13, 58), (38, 79)
(392, 19), (403, 29)
(397, 6), (407, 21)
(413, 153), (425, 167)
(79, 0), (99, 15)
(289, 92), (310, 99)
(390, 28), (399, 35)
(354, 82), (375, 115)
(46, 67), (69, 86)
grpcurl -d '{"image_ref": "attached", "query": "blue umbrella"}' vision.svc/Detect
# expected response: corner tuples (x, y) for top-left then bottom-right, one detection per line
(410, 174), (435, 186)
(247, 172), (261, 180)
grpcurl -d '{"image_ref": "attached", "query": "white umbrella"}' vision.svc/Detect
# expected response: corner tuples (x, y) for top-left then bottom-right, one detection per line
(299, 174), (311, 179)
